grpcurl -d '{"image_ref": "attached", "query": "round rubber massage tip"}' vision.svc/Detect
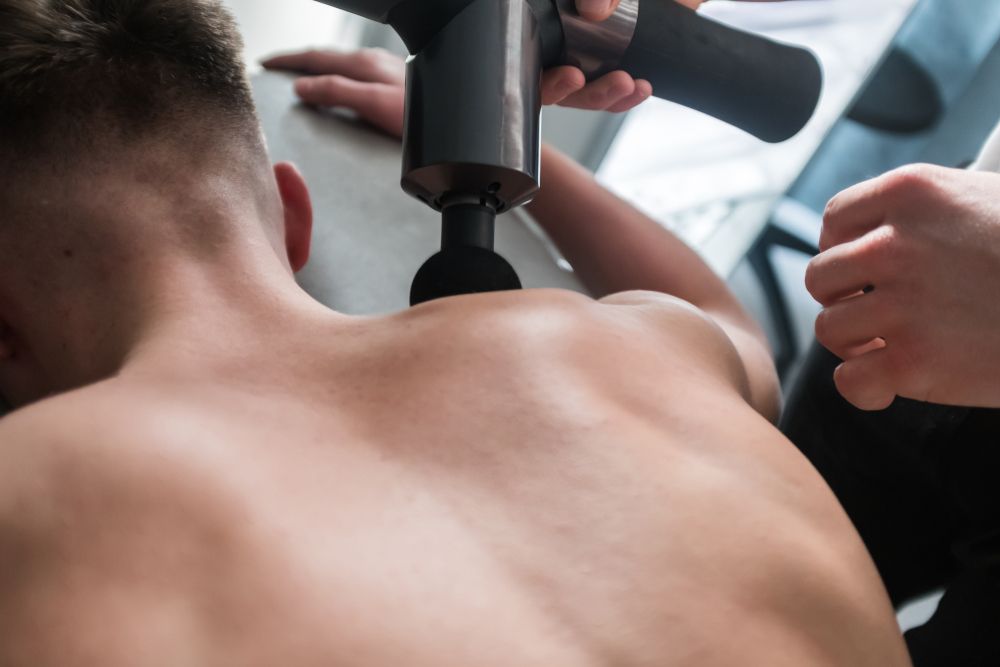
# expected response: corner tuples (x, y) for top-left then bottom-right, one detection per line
(410, 247), (523, 306)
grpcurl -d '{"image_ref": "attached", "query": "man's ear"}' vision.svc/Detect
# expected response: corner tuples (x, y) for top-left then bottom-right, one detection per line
(273, 162), (314, 273)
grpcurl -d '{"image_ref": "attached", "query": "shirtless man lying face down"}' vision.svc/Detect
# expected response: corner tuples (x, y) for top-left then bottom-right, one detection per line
(0, 1), (911, 664)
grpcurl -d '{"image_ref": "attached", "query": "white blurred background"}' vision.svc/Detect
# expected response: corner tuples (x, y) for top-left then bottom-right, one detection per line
(220, 0), (360, 68)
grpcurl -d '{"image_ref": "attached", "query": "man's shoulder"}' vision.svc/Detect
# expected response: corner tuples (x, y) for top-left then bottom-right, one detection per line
(404, 287), (593, 322)
(406, 287), (734, 350)
(0, 388), (134, 582)
(395, 288), (609, 352)
(408, 287), (711, 335)
(403, 288), (747, 386)
(0, 382), (151, 452)
(0, 386), (240, 662)
(0, 384), (199, 539)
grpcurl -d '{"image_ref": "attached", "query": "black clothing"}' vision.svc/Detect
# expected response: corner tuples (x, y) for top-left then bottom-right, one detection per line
(781, 344), (1000, 666)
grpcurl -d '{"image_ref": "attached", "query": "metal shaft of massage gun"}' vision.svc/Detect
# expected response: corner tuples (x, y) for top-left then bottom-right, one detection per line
(557, 0), (640, 79)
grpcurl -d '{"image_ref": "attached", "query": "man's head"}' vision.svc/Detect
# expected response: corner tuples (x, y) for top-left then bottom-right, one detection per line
(0, 0), (314, 407)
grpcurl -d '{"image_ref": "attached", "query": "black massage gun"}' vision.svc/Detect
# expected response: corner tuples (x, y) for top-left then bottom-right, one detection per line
(312, 0), (823, 305)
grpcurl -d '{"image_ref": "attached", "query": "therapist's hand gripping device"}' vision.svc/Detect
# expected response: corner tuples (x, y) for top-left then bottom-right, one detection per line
(312, 0), (823, 305)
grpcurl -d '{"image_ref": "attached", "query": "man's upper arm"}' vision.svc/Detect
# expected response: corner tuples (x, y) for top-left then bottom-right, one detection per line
(599, 291), (782, 422)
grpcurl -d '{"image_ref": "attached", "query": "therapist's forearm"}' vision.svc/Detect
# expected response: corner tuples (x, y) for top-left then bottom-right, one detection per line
(528, 144), (748, 321)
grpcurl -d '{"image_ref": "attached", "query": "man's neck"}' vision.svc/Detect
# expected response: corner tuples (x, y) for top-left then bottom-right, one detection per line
(19, 246), (339, 404)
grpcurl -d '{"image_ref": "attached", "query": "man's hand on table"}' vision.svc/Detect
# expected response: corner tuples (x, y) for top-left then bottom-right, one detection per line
(806, 165), (1000, 411)
(262, 48), (407, 138)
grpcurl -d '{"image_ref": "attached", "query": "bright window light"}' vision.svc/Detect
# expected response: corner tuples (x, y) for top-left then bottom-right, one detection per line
(221, 0), (363, 71)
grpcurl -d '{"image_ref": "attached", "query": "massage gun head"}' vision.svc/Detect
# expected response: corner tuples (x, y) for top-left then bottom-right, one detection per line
(398, 0), (561, 304)
(410, 202), (522, 306)
(410, 246), (522, 305)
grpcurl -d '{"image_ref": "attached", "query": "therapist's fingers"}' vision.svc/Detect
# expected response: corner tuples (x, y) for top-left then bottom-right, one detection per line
(558, 71), (638, 111)
(819, 165), (943, 252)
(263, 48), (404, 86)
(814, 292), (896, 361)
(834, 348), (903, 411)
(294, 76), (405, 138)
(805, 226), (895, 307)
(819, 180), (892, 252)
(607, 79), (653, 113)
(577, 0), (701, 20)
(542, 67), (587, 106)
(576, 0), (621, 21)
(843, 337), (889, 361)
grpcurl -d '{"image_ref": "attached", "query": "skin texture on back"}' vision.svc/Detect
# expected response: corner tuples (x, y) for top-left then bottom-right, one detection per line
(0, 289), (911, 666)
(0, 5), (909, 661)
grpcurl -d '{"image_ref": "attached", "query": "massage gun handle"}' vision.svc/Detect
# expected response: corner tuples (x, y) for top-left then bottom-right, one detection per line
(618, 0), (822, 143)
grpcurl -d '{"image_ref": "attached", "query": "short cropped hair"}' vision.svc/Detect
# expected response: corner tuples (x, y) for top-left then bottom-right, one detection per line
(0, 0), (258, 160)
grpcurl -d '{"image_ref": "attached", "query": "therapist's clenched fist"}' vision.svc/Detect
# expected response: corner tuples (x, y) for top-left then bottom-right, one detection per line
(806, 165), (1000, 411)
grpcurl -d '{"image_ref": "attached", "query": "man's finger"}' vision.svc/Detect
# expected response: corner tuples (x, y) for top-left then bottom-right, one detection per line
(263, 50), (343, 74)
(607, 79), (653, 113)
(263, 49), (400, 85)
(805, 228), (893, 307)
(834, 348), (899, 411)
(815, 292), (895, 360)
(559, 71), (636, 111)
(294, 76), (404, 137)
(819, 179), (888, 252)
(541, 67), (586, 106)
(261, 51), (308, 70)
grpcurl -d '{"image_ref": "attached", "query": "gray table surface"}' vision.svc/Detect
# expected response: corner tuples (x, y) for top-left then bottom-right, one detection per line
(253, 71), (586, 316)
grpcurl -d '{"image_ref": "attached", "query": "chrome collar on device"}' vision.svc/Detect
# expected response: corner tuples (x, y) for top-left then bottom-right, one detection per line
(555, 0), (640, 79)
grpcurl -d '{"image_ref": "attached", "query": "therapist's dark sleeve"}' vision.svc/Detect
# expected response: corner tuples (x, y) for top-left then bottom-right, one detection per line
(780, 343), (1000, 666)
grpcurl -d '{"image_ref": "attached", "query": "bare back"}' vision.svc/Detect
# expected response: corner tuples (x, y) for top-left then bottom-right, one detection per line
(0, 290), (910, 666)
